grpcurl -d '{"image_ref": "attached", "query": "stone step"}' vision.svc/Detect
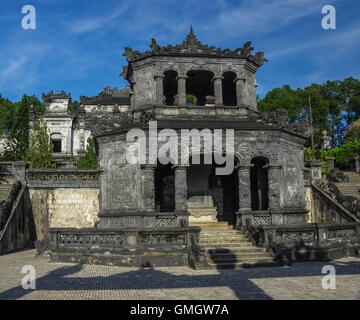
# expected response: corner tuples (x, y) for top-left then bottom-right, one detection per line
(206, 247), (267, 254)
(200, 230), (243, 235)
(207, 260), (279, 269)
(202, 242), (254, 248)
(205, 252), (271, 260)
(207, 256), (275, 264)
(200, 233), (247, 238)
(197, 226), (235, 231)
(201, 239), (250, 245)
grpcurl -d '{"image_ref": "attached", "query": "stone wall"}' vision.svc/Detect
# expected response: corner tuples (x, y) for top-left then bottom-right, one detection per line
(29, 188), (99, 241)
(0, 185), (36, 254)
(26, 169), (100, 242)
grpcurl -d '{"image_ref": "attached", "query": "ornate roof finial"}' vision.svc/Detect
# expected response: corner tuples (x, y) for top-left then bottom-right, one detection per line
(121, 27), (267, 66)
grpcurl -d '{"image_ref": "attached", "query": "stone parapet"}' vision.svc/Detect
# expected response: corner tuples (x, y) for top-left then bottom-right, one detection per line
(26, 168), (101, 188)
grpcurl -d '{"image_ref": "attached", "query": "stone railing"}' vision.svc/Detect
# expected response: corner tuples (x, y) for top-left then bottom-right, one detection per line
(49, 226), (204, 268)
(0, 162), (14, 176)
(0, 161), (27, 183)
(26, 168), (101, 188)
(351, 156), (360, 173)
(314, 178), (360, 220)
(246, 222), (360, 264)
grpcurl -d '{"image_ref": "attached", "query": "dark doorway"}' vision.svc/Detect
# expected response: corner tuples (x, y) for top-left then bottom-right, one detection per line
(222, 71), (237, 106)
(250, 157), (269, 211)
(155, 163), (175, 212)
(52, 139), (62, 153)
(186, 70), (214, 106)
(163, 70), (178, 105)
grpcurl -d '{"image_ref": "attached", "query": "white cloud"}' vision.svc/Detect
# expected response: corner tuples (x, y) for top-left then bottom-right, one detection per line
(67, 3), (130, 34)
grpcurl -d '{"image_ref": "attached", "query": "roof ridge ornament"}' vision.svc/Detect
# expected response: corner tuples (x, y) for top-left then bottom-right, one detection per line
(42, 90), (71, 102)
(80, 86), (131, 104)
(122, 26), (268, 66)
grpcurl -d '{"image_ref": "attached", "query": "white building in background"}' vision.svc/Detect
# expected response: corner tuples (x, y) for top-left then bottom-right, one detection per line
(0, 88), (131, 166)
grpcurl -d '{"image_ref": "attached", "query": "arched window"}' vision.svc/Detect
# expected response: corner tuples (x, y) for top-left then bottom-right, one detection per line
(50, 133), (62, 153)
(163, 70), (178, 105)
(186, 70), (214, 106)
(222, 71), (237, 106)
(250, 157), (269, 211)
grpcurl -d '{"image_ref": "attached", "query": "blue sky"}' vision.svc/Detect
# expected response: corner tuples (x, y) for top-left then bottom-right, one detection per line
(0, 0), (360, 102)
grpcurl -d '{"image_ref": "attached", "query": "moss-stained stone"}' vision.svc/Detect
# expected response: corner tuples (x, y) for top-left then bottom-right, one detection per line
(29, 188), (99, 240)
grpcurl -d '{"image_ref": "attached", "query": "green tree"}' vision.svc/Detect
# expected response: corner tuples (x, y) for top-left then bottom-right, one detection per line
(27, 118), (56, 168)
(258, 85), (306, 122)
(1, 94), (44, 161)
(322, 80), (344, 146)
(68, 100), (81, 111)
(345, 118), (360, 142)
(339, 77), (360, 126)
(0, 94), (15, 133)
(77, 136), (98, 169)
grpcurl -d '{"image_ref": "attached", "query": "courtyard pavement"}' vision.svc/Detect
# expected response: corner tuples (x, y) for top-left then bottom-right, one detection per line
(0, 249), (359, 300)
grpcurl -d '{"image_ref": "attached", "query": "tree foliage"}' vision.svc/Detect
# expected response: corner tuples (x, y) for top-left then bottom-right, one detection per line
(27, 118), (56, 169)
(258, 77), (360, 147)
(77, 137), (98, 169)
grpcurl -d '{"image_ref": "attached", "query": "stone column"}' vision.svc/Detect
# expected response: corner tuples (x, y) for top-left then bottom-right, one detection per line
(310, 161), (322, 182)
(237, 165), (252, 228)
(174, 166), (188, 211)
(77, 105), (86, 155)
(177, 76), (187, 107)
(237, 165), (252, 211)
(212, 77), (223, 107)
(354, 156), (360, 173)
(268, 165), (282, 223)
(154, 74), (165, 106)
(141, 164), (156, 212)
(234, 78), (246, 107)
(13, 161), (26, 184)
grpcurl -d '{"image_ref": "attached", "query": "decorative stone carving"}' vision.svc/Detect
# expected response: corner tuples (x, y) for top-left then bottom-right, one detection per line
(141, 165), (155, 211)
(174, 166), (188, 211)
(268, 166), (281, 210)
(154, 217), (177, 228)
(42, 90), (71, 102)
(237, 166), (251, 210)
(139, 233), (186, 245)
(122, 26), (267, 66)
(58, 233), (125, 248)
(258, 109), (310, 136)
(86, 107), (133, 136)
(252, 215), (271, 225)
(274, 230), (315, 242)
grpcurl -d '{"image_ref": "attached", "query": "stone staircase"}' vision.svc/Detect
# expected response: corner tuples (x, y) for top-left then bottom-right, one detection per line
(0, 185), (11, 202)
(193, 222), (279, 269)
(335, 172), (360, 200)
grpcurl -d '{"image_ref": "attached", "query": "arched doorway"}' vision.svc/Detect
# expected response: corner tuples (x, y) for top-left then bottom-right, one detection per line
(155, 163), (175, 212)
(163, 70), (178, 105)
(222, 71), (237, 106)
(186, 70), (214, 106)
(187, 154), (238, 225)
(250, 157), (269, 211)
